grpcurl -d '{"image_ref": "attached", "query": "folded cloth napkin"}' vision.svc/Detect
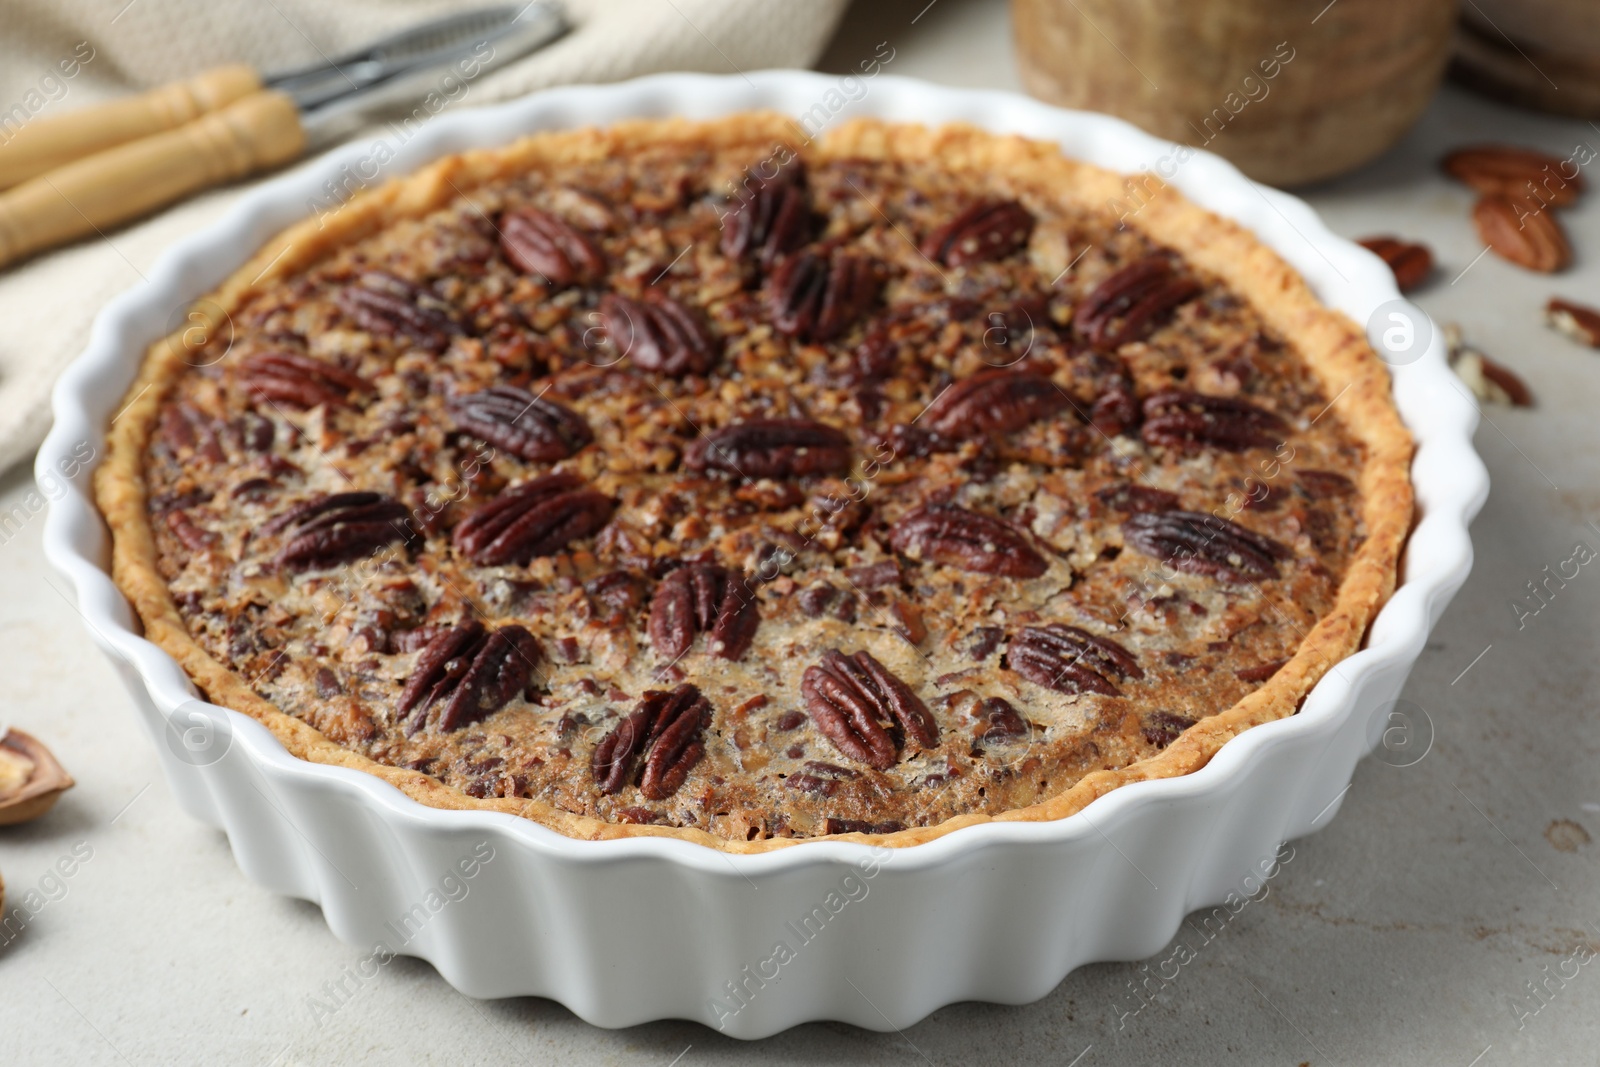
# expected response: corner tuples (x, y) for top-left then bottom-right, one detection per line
(0, 0), (850, 476)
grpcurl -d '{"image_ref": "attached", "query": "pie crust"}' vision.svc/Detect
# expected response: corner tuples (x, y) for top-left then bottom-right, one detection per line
(96, 114), (1413, 853)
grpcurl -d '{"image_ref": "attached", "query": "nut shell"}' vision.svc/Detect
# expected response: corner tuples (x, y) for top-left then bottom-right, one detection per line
(0, 729), (73, 826)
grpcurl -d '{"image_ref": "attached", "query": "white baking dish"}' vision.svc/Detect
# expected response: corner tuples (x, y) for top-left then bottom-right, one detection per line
(39, 71), (1486, 1038)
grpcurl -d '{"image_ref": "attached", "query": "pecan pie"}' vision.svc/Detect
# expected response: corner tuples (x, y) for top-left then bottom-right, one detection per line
(97, 115), (1412, 852)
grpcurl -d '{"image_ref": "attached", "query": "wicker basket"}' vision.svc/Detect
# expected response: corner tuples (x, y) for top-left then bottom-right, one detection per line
(1012, 0), (1459, 186)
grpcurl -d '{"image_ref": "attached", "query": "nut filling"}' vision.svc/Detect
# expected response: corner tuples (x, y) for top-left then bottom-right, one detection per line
(106, 116), (1411, 849)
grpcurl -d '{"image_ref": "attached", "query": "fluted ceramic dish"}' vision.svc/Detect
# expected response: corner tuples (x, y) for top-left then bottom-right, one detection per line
(40, 71), (1486, 1038)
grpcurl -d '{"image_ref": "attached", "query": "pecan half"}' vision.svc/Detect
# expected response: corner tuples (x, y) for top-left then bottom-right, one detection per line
(239, 351), (372, 411)
(922, 370), (1069, 438)
(397, 620), (543, 733)
(584, 570), (643, 624)
(1089, 383), (1140, 437)
(334, 271), (457, 352)
(1142, 711), (1196, 749)
(888, 504), (1048, 579)
(1140, 390), (1288, 452)
(647, 562), (759, 661)
(1445, 323), (1534, 407)
(1235, 658), (1288, 683)
(447, 385), (593, 461)
(1095, 483), (1181, 514)
(499, 207), (606, 287)
(271, 492), (419, 571)
(784, 773), (840, 797)
(592, 684), (711, 799)
(880, 423), (959, 459)
(845, 326), (898, 386)
(801, 649), (937, 770)
(156, 402), (224, 464)
(1442, 145), (1584, 208)
(920, 199), (1036, 266)
(968, 625), (1004, 661)
(1546, 297), (1600, 348)
(1121, 509), (1292, 582)
(1074, 257), (1201, 349)
(684, 417), (851, 479)
(977, 696), (1028, 740)
(765, 249), (882, 343)
(1357, 236), (1434, 292)
(845, 559), (902, 590)
(1007, 624), (1142, 696)
(165, 510), (217, 552)
(721, 160), (814, 271)
(451, 472), (615, 565)
(597, 291), (718, 375)
(1472, 195), (1571, 273)
(1453, 346), (1535, 407)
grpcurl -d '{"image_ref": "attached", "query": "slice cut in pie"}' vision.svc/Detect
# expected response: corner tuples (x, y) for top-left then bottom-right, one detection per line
(97, 114), (1413, 852)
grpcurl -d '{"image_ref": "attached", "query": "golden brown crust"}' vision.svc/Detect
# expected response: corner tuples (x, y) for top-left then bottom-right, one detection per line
(96, 114), (1413, 853)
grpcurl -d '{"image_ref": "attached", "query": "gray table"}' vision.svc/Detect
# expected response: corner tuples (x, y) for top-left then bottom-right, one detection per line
(5, 1), (1598, 1062)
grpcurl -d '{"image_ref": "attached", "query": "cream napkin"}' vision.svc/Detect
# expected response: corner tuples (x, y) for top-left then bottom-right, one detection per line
(0, 0), (850, 475)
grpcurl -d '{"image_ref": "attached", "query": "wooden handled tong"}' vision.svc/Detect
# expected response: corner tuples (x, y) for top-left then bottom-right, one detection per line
(0, 1), (566, 270)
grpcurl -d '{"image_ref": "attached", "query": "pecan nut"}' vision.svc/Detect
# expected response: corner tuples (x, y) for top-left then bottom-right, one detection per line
(977, 696), (1029, 740)
(880, 423), (959, 459)
(1142, 710), (1197, 749)
(801, 649), (937, 769)
(1442, 145), (1584, 208)
(1357, 236), (1434, 292)
(720, 160), (814, 272)
(397, 620), (543, 733)
(597, 291), (718, 375)
(499, 207), (606, 287)
(888, 504), (1048, 579)
(1140, 390), (1288, 452)
(592, 684), (711, 799)
(334, 271), (457, 352)
(1094, 483), (1181, 514)
(269, 491), (419, 571)
(647, 562), (760, 661)
(1121, 509), (1292, 583)
(584, 570), (644, 624)
(922, 370), (1069, 438)
(1074, 256), (1200, 349)
(156, 402), (224, 463)
(684, 417), (851, 479)
(447, 385), (593, 462)
(1452, 346), (1535, 407)
(1089, 383), (1140, 437)
(920, 199), (1036, 266)
(1235, 658), (1288, 683)
(1472, 194), (1571, 273)
(765, 249), (882, 343)
(239, 351), (372, 411)
(165, 510), (217, 552)
(451, 472), (615, 565)
(1546, 297), (1600, 348)
(1007, 624), (1143, 696)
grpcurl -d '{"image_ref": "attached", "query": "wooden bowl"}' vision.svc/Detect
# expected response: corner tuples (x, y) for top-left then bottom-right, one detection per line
(1012, 0), (1459, 187)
